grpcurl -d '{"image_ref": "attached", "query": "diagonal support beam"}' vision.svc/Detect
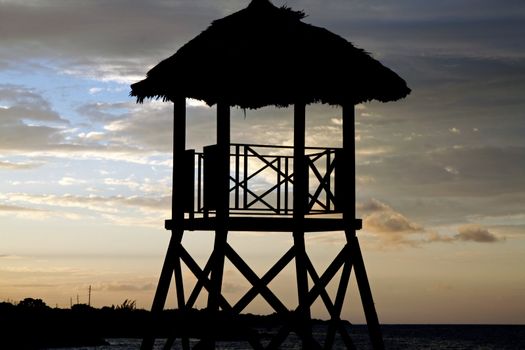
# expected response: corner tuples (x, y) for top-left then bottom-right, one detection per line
(233, 246), (295, 314)
(307, 157), (337, 211)
(305, 256), (336, 315)
(348, 235), (384, 350)
(178, 243), (232, 310)
(225, 244), (289, 315)
(323, 256), (355, 350)
(304, 245), (349, 308)
(186, 251), (215, 309)
(305, 256), (355, 350)
(267, 245), (349, 350)
(141, 231), (182, 350)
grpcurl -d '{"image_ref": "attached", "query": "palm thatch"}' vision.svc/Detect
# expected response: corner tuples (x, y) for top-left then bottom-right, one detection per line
(131, 0), (410, 108)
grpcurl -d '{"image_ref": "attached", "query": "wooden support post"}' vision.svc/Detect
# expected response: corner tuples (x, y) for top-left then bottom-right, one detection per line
(349, 235), (384, 350)
(293, 102), (313, 346)
(141, 232), (180, 350)
(141, 97), (186, 350)
(342, 104), (384, 350)
(342, 104), (356, 234)
(173, 96), (190, 350)
(206, 102), (230, 347)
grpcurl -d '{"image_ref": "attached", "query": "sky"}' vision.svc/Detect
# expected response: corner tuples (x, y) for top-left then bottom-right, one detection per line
(1, 0), (524, 324)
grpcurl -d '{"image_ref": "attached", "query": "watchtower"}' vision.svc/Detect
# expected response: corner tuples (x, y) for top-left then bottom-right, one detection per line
(131, 1), (410, 349)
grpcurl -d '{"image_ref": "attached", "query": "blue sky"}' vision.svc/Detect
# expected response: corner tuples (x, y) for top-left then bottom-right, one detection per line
(1, 0), (524, 324)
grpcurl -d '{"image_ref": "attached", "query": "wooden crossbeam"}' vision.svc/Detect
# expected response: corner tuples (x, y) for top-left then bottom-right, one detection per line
(324, 259), (355, 350)
(177, 244), (231, 310)
(304, 256), (336, 315)
(243, 176), (291, 211)
(230, 148), (294, 212)
(239, 153), (279, 186)
(233, 246), (295, 313)
(234, 178), (277, 212)
(246, 147), (287, 176)
(225, 244), (289, 315)
(305, 256), (356, 350)
(266, 245), (348, 349)
(307, 157), (337, 211)
(186, 252), (215, 309)
(304, 245), (348, 307)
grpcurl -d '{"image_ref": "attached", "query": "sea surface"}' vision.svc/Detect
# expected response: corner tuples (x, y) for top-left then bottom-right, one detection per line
(45, 325), (525, 350)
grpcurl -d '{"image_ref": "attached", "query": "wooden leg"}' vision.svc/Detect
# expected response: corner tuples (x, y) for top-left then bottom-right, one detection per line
(203, 228), (228, 348)
(348, 234), (384, 350)
(293, 231), (314, 348)
(323, 258), (355, 350)
(141, 231), (182, 350)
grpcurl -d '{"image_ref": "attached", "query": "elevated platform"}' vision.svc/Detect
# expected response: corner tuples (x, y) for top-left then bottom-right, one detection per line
(165, 217), (362, 232)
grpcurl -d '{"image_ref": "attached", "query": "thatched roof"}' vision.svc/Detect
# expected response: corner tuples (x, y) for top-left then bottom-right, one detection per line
(131, 0), (410, 108)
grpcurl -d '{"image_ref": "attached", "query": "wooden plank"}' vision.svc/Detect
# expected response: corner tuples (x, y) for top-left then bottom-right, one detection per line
(166, 217), (361, 232)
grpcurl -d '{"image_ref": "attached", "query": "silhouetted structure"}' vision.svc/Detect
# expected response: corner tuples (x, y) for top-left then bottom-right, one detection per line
(131, 0), (409, 349)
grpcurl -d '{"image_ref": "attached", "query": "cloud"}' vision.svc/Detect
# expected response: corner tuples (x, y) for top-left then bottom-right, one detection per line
(455, 224), (503, 243)
(0, 265), (85, 275)
(0, 161), (43, 170)
(0, 85), (65, 123)
(103, 176), (171, 195)
(58, 177), (87, 186)
(3, 193), (170, 212)
(364, 210), (422, 234)
(357, 198), (391, 214)
(356, 199), (504, 247)
(0, 0), (227, 85)
(0, 88), (172, 164)
(356, 199), (427, 247)
(359, 146), (525, 199)
(0, 85), (69, 151)
(0, 204), (40, 212)
(92, 280), (156, 292)
(359, 199), (423, 235)
(1, 192), (170, 226)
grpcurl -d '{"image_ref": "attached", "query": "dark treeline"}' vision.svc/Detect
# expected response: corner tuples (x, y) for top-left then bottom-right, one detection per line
(1, 298), (326, 349)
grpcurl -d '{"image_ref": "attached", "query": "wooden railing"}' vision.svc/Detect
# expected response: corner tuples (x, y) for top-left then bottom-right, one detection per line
(184, 144), (341, 217)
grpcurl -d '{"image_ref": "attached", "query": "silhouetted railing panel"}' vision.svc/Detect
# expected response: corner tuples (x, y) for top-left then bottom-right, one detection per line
(186, 144), (341, 216)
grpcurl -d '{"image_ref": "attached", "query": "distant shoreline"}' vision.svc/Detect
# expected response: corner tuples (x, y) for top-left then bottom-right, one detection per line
(2, 299), (523, 349)
(0, 299), (345, 349)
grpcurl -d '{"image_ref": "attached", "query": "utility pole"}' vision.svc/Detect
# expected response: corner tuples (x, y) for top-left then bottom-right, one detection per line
(88, 285), (91, 307)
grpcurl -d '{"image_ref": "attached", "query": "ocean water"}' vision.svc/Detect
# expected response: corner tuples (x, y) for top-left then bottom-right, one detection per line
(46, 325), (525, 350)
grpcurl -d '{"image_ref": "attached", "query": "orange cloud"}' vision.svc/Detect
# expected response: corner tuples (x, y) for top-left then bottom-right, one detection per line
(455, 224), (503, 243)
